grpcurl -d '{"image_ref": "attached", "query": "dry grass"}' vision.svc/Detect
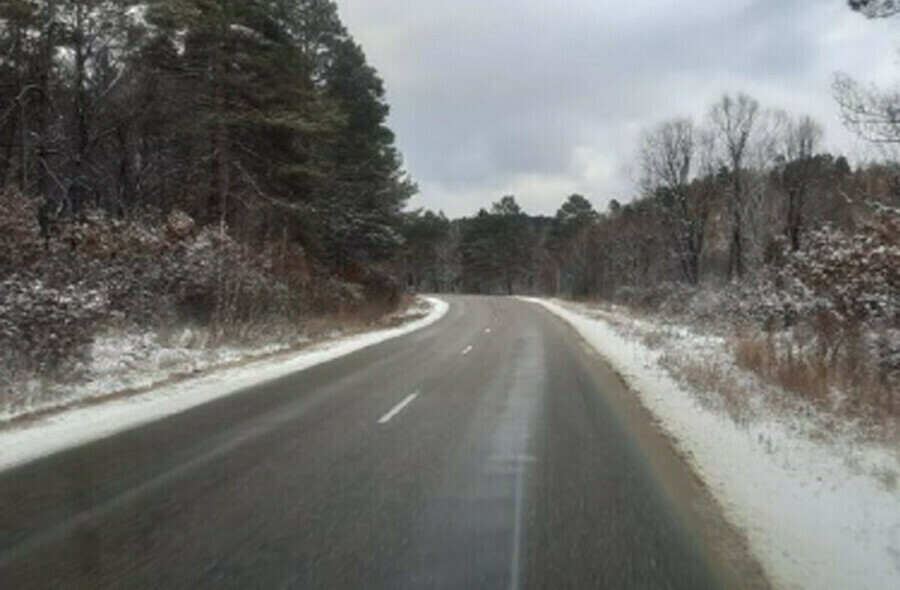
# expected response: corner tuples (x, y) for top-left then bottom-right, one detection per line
(872, 466), (898, 492)
(733, 329), (898, 432)
(659, 354), (755, 427)
(735, 337), (828, 402)
(640, 329), (667, 349)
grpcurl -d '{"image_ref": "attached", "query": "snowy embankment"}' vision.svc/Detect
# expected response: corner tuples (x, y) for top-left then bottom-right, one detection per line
(523, 297), (900, 590)
(0, 297), (448, 472)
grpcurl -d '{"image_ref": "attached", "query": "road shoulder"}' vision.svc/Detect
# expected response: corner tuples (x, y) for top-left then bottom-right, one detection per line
(521, 296), (772, 590)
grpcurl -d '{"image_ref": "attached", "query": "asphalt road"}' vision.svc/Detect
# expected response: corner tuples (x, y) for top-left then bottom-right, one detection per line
(0, 296), (767, 589)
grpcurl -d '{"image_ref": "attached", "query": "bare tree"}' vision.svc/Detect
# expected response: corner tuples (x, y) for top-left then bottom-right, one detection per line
(640, 118), (703, 284)
(640, 119), (694, 194)
(740, 109), (788, 268)
(777, 115), (824, 250)
(835, 1), (900, 144)
(709, 93), (760, 280)
(848, 0), (900, 18)
(834, 74), (900, 145)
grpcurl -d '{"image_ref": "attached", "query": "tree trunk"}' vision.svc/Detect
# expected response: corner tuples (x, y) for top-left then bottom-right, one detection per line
(787, 185), (804, 252)
(210, 7), (231, 230)
(730, 171), (745, 280)
(213, 81), (230, 229)
(37, 2), (56, 201)
(71, 2), (90, 213)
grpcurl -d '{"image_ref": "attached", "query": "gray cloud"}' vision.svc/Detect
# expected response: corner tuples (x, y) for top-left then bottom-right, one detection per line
(338, 0), (899, 217)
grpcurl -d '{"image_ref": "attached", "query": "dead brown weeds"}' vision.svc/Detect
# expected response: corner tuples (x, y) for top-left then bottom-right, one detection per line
(733, 328), (898, 434)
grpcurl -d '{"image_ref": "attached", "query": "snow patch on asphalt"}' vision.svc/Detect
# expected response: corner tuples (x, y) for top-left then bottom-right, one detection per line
(0, 297), (448, 472)
(522, 297), (900, 590)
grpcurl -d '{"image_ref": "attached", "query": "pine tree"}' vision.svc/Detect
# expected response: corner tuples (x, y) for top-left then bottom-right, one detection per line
(315, 35), (415, 273)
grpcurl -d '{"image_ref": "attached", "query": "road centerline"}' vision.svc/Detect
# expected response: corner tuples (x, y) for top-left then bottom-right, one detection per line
(377, 393), (419, 424)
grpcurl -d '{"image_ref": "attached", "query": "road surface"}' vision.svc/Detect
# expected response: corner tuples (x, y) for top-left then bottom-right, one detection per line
(0, 296), (767, 589)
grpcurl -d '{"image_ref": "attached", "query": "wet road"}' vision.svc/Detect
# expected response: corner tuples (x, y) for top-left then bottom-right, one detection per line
(0, 296), (763, 588)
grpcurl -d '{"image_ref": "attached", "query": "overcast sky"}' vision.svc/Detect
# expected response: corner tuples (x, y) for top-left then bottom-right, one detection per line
(337, 0), (898, 218)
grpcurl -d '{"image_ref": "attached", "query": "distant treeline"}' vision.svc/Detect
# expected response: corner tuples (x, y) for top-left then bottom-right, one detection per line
(402, 92), (900, 305)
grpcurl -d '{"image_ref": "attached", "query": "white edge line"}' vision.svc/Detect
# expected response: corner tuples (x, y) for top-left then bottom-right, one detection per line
(377, 393), (419, 424)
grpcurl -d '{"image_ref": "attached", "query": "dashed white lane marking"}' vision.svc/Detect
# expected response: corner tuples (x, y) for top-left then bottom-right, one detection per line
(485, 328), (492, 334)
(377, 393), (419, 425)
(461, 345), (474, 355)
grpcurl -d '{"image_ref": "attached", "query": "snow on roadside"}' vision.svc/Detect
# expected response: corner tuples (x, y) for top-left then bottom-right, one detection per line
(2, 298), (437, 421)
(0, 297), (448, 472)
(4, 332), (292, 420)
(522, 297), (900, 590)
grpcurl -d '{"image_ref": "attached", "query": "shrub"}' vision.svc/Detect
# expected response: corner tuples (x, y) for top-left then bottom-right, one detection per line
(0, 189), (43, 274)
(0, 277), (108, 375)
(0, 203), (391, 379)
(777, 213), (900, 325)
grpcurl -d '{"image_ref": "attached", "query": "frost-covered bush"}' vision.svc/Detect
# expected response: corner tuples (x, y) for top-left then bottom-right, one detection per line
(305, 274), (365, 314)
(614, 282), (695, 312)
(0, 277), (108, 374)
(672, 209), (900, 332)
(0, 181), (406, 404)
(777, 212), (900, 325)
(0, 199), (374, 382)
(39, 209), (318, 329)
(635, 209), (900, 418)
(875, 328), (900, 390)
(360, 267), (403, 311)
(0, 189), (43, 274)
(0, 192), (107, 375)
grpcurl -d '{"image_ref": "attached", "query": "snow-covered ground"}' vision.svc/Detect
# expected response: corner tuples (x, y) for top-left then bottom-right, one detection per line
(523, 297), (900, 590)
(1, 298), (440, 421)
(0, 297), (448, 472)
(3, 331), (291, 420)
